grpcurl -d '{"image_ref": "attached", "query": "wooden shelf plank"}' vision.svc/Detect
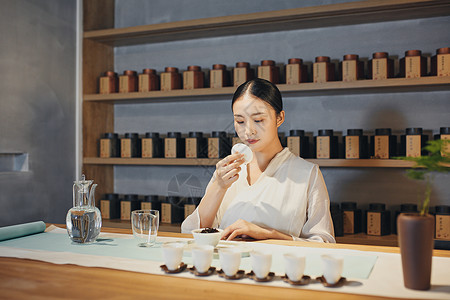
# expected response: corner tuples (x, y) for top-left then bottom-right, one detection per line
(84, 0), (450, 46)
(83, 76), (450, 103)
(336, 233), (398, 247)
(83, 157), (417, 168)
(102, 219), (181, 233)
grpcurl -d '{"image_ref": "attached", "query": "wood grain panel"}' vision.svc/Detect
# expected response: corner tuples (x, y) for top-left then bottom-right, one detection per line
(83, 0), (450, 46)
(83, 0), (114, 31)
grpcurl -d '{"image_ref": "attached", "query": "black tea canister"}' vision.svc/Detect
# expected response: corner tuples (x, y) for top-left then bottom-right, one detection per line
(142, 132), (163, 158)
(99, 133), (120, 158)
(208, 131), (231, 158)
(185, 132), (207, 158)
(315, 129), (338, 159)
(142, 195), (161, 212)
(161, 196), (184, 224)
(434, 127), (450, 157)
(341, 202), (362, 234)
(287, 130), (309, 158)
(120, 194), (141, 221)
(400, 128), (428, 157)
(100, 193), (120, 220)
(330, 202), (344, 237)
(345, 129), (368, 159)
(184, 197), (202, 219)
(435, 205), (450, 241)
(370, 128), (397, 159)
(165, 132), (185, 158)
(121, 133), (141, 158)
(366, 203), (391, 236)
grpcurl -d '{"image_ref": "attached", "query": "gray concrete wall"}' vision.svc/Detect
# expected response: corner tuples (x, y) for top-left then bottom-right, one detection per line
(112, 1), (450, 214)
(0, 1), (77, 226)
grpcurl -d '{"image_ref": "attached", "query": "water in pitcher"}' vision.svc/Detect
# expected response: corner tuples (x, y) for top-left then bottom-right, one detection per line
(66, 207), (101, 243)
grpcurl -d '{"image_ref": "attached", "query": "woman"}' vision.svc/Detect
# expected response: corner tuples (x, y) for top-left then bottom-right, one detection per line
(182, 78), (335, 243)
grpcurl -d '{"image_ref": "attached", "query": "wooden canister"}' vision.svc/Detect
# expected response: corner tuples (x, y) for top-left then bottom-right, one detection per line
(400, 50), (427, 78)
(313, 56), (334, 83)
(119, 70), (138, 93)
(183, 65), (204, 89)
(139, 68), (159, 92)
(161, 67), (182, 91)
(369, 52), (394, 80)
(233, 62), (254, 87)
(340, 54), (364, 82)
(257, 60), (279, 83)
(99, 71), (118, 94)
(210, 64), (229, 88)
(286, 58), (308, 84)
(431, 47), (450, 77)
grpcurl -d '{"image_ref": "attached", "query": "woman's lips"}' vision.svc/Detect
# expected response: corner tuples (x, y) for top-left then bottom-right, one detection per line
(247, 139), (259, 144)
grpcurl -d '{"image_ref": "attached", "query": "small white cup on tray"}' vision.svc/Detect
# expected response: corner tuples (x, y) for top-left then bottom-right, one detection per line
(219, 247), (241, 277)
(284, 252), (306, 282)
(162, 242), (185, 271)
(192, 244), (214, 273)
(321, 254), (344, 284)
(251, 249), (272, 279)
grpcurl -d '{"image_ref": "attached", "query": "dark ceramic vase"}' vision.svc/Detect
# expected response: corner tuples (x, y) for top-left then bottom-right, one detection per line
(397, 213), (434, 290)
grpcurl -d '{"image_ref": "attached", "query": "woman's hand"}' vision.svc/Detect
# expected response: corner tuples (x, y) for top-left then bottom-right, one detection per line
(215, 153), (245, 190)
(221, 219), (292, 241)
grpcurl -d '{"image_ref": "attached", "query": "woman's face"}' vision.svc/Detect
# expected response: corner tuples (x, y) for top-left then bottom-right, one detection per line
(232, 92), (284, 152)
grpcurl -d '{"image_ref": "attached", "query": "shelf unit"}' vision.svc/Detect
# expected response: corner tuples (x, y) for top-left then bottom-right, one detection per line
(82, 0), (450, 243)
(84, 77), (450, 103)
(83, 157), (418, 168)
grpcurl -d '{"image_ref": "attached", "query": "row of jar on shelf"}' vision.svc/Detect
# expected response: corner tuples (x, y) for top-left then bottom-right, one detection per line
(331, 202), (449, 240)
(99, 127), (450, 160)
(99, 193), (450, 241)
(98, 47), (450, 94)
(100, 194), (200, 225)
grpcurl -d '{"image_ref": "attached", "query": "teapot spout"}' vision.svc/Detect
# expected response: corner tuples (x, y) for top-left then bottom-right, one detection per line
(89, 184), (98, 207)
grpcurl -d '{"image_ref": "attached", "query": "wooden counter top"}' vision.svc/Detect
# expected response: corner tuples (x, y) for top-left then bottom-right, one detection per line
(0, 225), (448, 300)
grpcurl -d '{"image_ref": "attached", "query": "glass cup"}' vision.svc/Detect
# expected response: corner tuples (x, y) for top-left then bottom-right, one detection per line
(131, 210), (159, 247)
(251, 250), (272, 279)
(322, 254), (344, 284)
(162, 242), (185, 271)
(192, 245), (214, 273)
(284, 252), (305, 282)
(219, 247), (241, 277)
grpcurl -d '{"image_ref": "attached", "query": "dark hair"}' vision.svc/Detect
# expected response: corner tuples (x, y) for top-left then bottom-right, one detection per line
(231, 78), (283, 115)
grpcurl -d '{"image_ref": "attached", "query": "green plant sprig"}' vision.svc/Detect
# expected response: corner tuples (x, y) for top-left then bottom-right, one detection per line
(395, 139), (450, 215)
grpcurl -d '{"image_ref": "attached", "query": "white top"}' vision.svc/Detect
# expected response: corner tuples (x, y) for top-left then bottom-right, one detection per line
(181, 148), (336, 243)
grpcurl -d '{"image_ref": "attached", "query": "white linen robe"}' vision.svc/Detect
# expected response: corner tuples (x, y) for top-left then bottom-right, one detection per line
(181, 148), (335, 243)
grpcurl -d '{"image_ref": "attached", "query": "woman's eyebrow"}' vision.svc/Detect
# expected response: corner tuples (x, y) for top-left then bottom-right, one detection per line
(234, 112), (267, 117)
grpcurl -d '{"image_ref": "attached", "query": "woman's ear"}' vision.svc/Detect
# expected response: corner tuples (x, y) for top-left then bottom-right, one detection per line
(276, 111), (285, 128)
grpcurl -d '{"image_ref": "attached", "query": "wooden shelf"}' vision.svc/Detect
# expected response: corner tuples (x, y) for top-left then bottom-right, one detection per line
(84, 0), (450, 46)
(102, 219), (181, 233)
(84, 157), (417, 168)
(84, 77), (450, 103)
(336, 233), (398, 247)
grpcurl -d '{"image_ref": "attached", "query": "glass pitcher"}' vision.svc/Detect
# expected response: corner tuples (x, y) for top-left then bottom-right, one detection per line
(66, 174), (102, 243)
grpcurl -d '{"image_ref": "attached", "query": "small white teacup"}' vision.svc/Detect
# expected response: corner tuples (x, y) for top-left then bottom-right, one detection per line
(251, 250), (272, 279)
(219, 247), (241, 277)
(192, 245), (214, 273)
(283, 252), (306, 282)
(321, 254), (344, 284)
(162, 242), (185, 271)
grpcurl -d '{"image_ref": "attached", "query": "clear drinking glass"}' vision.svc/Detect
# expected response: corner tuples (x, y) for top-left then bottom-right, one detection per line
(131, 210), (159, 247)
